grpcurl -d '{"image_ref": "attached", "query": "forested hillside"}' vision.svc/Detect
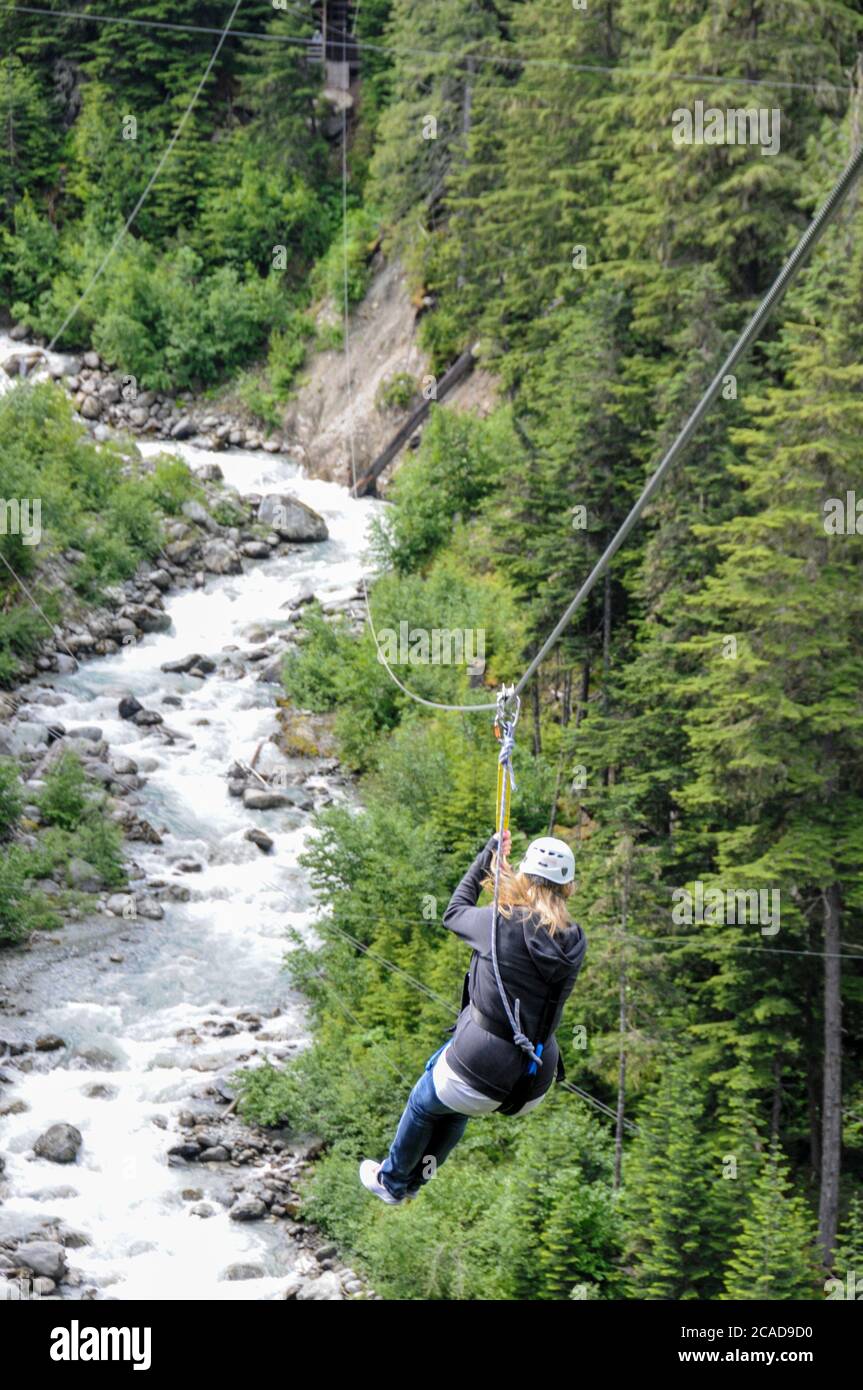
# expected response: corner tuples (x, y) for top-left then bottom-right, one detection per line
(3, 0), (862, 1302)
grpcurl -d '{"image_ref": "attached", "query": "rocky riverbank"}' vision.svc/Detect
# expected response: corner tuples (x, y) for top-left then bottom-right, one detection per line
(0, 409), (379, 1300)
(3, 333), (288, 458)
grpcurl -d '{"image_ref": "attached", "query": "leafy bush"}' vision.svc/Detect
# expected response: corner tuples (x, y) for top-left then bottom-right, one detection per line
(141, 455), (200, 516)
(0, 602), (55, 689)
(0, 847), (59, 942)
(375, 372), (417, 412)
(39, 752), (90, 830)
(312, 206), (379, 309)
(0, 760), (23, 837)
(72, 815), (126, 889)
(370, 407), (513, 574)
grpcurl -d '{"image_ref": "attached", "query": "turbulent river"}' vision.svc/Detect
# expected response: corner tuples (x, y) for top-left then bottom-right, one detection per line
(0, 339), (380, 1299)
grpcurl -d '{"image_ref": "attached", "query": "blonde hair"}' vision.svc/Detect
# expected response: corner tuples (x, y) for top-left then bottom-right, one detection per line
(483, 855), (575, 937)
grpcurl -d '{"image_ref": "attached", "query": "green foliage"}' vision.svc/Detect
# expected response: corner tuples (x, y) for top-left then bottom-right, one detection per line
(0, 761), (24, 838)
(376, 372), (417, 412)
(370, 406), (513, 574)
(312, 207), (380, 309)
(0, 847), (59, 943)
(722, 1143), (821, 1300)
(38, 752), (90, 831)
(141, 455), (200, 517)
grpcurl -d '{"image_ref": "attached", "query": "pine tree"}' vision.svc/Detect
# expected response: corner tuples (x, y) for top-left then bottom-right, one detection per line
(722, 1141), (820, 1299)
(622, 1055), (712, 1298)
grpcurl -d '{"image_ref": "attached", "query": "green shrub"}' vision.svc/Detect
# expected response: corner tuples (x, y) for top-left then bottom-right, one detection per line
(375, 372), (417, 413)
(312, 207), (379, 309)
(0, 847), (59, 942)
(39, 752), (90, 830)
(0, 760), (23, 837)
(268, 312), (315, 397)
(73, 815), (126, 889)
(141, 455), (200, 516)
(0, 601), (53, 688)
(370, 407), (513, 574)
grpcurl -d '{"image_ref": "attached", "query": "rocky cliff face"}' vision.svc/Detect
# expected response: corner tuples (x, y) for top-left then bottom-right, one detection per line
(283, 256), (498, 490)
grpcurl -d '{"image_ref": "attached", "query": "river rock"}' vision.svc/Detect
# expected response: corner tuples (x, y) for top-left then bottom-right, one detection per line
(181, 498), (219, 532)
(161, 653), (203, 674)
(221, 1262), (265, 1281)
(199, 1145), (230, 1163)
(15, 1241), (68, 1281)
(118, 695), (143, 720)
(3, 350), (43, 377)
(34, 1123), (82, 1164)
(82, 350), (101, 369)
(35, 1034), (66, 1052)
(201, 540), (242, 575)
(135, 896), (164, 920)
(123, 815), (162, 844)
(244, 828), (274, 853)
(242, 789), (289, 811)
(229, 1195), (267, 1222)
(132, 708), (163, 727)
(106, 894), (136, 918)
(171, 415), (196, 439)
(82, 1083), (117, 1100)
(258, 494), (328, 542)
(111, 755), (138, 776)
(67, 858), (104, 892)
(125, 605), (171, 634)
(257, 654), (288, 684)
(80, 394), (102, 420)
(296, 1271), (343, 1301)
(241, 541), (272, 559)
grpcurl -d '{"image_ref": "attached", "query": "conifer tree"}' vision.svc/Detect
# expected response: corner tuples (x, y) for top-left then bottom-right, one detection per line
(722, 1141), (820, 1299)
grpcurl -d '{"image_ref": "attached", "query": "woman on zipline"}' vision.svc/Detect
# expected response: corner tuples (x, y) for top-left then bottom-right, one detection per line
(360, 830), (587, 1204)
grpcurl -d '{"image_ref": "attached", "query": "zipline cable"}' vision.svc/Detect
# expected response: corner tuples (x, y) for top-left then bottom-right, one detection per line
(7, 4), (847, 93)
(350, 129), (863, 711)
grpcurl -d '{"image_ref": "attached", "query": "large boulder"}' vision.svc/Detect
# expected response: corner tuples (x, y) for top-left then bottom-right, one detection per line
(201, 540), (242, 575)
(242, 789), (289, 811)
(15, 1241), (68, 1281)
(229, 1195), (267, 1222)
(67, 858), (104, 892)
(123, 605), (171, 634)
(34, 1123), (82, 1164)
(181, 499), (218, 532)
(258, 494), (328, 543)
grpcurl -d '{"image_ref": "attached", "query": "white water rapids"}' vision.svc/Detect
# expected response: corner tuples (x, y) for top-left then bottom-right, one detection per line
(0, 339), (380, 1299)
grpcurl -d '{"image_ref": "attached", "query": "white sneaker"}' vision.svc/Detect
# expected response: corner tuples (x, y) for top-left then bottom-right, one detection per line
(359, 1159), (403, 1205)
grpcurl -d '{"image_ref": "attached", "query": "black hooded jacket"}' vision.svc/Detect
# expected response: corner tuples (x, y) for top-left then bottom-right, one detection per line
(442, 837), (587, 1105)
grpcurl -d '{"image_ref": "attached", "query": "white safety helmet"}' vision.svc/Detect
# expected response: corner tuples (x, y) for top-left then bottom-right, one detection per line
(519, 836), (575, 885)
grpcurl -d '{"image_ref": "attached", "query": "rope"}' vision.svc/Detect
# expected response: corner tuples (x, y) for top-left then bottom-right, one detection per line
(487, 689), (542, 1066)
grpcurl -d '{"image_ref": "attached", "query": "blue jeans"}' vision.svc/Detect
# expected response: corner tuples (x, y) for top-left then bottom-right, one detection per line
(379, 1048), (469, 1200)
